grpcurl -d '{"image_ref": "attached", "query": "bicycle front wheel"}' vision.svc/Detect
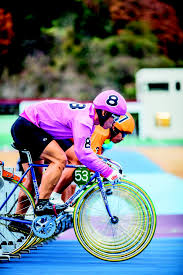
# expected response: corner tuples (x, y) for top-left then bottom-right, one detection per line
(73, 179), (156, 261)
(0, 178), (35, 254)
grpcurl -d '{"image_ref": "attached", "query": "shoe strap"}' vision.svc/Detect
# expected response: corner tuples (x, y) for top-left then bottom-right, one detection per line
(52, 204), (58, 217)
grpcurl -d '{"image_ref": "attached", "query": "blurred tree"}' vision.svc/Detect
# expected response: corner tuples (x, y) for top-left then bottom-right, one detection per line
(0, 9), (14, 53)
(0, 6), (63, 75)
(0, 2), (81, 75)
(1, 0), (182, 76)
(162, 0), (183, 27)
(0, 0), (182, 100)
(0, 1), (114, 76)
(74, 0), (114, 39)
(107, 0), (183, 60)
(0, 8), (14, 75)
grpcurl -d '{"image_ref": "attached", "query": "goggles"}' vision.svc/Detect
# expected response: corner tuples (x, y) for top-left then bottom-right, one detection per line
(96, 109), (120, 126)
(113, 127), (128, 138)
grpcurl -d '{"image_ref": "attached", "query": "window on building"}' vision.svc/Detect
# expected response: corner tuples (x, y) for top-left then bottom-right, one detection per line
(148, 83), (169, 91)
(175, 82), (181, 91)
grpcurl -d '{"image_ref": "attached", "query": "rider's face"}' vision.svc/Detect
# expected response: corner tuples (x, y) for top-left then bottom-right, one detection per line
(110, 125), (129, 143)
(103, 117), (115, 129)
(111, 132), (123, 143)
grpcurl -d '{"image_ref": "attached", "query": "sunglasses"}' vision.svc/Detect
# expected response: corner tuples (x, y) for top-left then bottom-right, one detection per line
(113, 127), (128, 138)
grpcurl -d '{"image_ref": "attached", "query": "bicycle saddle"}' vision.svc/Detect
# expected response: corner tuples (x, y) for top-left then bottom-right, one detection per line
(11, 142), (28, 151)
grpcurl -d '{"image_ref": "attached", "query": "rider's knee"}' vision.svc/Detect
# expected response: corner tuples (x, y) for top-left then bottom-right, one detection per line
(69, 156), (80, 165)
(55, 155), (67, 170)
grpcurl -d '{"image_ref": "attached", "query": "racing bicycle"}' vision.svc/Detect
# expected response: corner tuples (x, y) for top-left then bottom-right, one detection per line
(0, 145), (156, 261)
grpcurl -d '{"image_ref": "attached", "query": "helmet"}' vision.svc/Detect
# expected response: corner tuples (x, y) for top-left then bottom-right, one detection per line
(93, 90), (127, 126)
(112, 112), (135, 136)
(93, 90), (127, 115)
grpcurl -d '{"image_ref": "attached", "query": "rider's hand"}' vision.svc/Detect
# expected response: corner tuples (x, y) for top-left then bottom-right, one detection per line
(107, 170), (123, 183)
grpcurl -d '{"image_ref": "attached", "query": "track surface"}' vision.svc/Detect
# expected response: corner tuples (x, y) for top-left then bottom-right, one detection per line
(1, 239), (183, 275)
(1, 147), (183, 274)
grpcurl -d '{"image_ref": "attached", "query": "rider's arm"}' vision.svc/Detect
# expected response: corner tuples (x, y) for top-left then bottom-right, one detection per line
(72, 122), (113, 178)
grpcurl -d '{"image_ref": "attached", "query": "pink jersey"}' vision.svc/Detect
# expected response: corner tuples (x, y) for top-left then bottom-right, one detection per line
(20, 100), (113, 177)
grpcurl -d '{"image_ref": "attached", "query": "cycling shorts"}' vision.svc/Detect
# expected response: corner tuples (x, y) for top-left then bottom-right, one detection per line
(11, 116), (73, 163)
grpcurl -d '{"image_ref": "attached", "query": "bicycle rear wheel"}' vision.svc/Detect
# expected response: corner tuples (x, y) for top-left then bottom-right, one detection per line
(73, 179), (156, 261)
(0, 178), (35, 254)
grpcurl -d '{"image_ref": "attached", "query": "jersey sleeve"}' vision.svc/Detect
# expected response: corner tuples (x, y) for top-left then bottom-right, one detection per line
(72, 119), (113, 178)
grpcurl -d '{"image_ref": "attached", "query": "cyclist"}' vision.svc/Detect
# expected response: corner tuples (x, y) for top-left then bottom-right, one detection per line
(11, 90), (127, 216)
(51, 112), (135, 205)
(91, 112), (135, 154)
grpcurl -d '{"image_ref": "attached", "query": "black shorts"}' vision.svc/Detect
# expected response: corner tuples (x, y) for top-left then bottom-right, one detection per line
(11, 116), (73, 163)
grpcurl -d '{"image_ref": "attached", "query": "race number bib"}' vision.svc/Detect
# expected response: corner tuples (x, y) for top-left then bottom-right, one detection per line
(74, 167), (96, 186)
(85, 137), (91, 149)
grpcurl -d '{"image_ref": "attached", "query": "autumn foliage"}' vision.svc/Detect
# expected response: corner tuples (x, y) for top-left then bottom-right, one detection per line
(107, 0), (183, 56)
(0, 8), (14, 56)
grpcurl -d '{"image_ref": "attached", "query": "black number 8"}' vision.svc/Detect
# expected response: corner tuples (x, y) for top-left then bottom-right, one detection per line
(85, 137), (91, 148)
(106, 95), (118, 106)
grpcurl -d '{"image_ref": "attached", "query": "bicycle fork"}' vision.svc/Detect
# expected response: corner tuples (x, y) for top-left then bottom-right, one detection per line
(96, 173), (119, 224)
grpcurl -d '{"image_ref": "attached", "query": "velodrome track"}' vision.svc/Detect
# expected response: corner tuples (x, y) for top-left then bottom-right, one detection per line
(0, 147), (183, 274)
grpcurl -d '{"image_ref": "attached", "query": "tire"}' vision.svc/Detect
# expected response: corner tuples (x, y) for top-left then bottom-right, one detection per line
(0, 178), (35, 254)
(23, 236), (40, 250)
(73, 179), (156, 261)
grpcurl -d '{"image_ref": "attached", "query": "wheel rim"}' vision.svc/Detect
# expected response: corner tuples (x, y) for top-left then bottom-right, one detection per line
(74, 181), (156, 261)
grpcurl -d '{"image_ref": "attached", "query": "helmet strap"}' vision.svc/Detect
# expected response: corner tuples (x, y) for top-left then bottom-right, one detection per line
(110, 127), (116, 139)
(110, 126), (121, 138)
(96, 109), (112, 127)
(110, 127), (128, 138)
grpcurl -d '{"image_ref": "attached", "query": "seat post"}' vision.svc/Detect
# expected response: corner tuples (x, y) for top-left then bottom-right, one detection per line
(0, 161), (4, 189)
(22, 150), (33, 164)
(11, 143), (33, 164)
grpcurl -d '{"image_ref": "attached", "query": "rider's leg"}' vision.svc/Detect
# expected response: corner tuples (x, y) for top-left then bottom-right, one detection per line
(61, 183), (77, 202)
(52, 145), (80, 201)
(39, 140), (67, 199)
(8, 160), (43, 235)
(34, 140), (68, 215)
(11, 117), (67, 216)
(15, 140), (67, 217)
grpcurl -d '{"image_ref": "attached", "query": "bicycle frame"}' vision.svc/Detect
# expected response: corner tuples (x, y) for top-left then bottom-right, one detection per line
(0, 150), (157, 261)
(0, 151), (116, 225)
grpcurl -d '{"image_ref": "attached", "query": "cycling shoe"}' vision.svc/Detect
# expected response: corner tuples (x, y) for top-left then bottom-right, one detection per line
(35, 200), (65, 216)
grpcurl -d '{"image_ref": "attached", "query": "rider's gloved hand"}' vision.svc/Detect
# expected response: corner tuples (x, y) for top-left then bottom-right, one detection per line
(107, 170), (123, 183)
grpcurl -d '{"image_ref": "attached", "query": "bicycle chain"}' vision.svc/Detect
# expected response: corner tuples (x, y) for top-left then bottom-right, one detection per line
(0, 221), (31, 236)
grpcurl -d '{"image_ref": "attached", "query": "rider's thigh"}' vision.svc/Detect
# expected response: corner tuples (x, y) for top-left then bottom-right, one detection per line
(40, 140), (67, 167)
(65, 145), (80, 164)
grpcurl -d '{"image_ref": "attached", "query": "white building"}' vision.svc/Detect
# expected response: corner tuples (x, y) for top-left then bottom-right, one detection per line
(135, 68), (183, 139)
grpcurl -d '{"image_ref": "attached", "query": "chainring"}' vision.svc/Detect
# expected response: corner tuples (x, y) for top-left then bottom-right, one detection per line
(32, 215), (56, 238)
